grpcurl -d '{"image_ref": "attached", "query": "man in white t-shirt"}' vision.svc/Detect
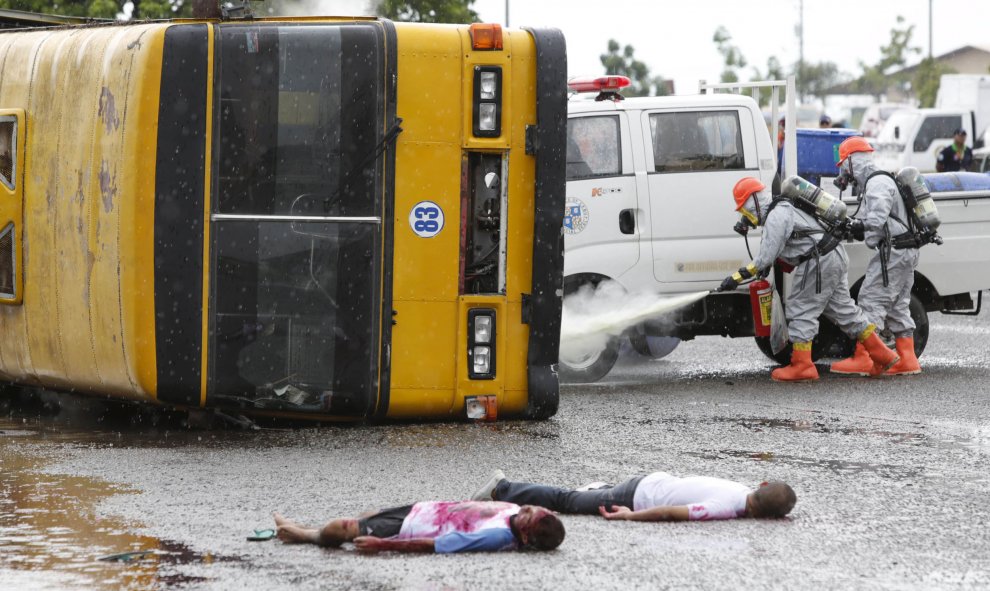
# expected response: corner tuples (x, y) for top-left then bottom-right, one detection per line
(472, 470), (796, 521)
(272, 500), (564, 553)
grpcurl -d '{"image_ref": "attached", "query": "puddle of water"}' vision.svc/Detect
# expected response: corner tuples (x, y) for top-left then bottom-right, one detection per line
(0, 420), (239, 590)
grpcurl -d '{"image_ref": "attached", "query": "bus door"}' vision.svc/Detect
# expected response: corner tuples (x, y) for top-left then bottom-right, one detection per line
(207, 22), (390, 417)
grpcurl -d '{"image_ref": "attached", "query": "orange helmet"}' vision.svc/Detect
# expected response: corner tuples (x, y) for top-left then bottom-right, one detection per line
(836, 136), (873, 166)
(733, 177), (765, 210)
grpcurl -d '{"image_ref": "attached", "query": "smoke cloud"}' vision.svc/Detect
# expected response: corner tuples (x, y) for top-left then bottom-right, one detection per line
(560, 281), (708, 362)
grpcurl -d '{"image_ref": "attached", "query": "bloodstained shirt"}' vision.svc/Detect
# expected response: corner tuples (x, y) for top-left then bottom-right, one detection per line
(395, 501), (520, 553)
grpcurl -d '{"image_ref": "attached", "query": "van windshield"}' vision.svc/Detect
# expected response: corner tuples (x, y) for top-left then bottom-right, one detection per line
(876, 111), (920, 147)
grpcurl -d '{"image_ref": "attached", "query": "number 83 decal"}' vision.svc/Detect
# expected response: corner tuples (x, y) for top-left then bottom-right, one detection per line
(408, 200), (445, 238)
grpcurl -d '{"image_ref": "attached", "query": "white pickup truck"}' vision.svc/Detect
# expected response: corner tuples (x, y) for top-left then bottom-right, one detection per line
(561, 77), (990, 381)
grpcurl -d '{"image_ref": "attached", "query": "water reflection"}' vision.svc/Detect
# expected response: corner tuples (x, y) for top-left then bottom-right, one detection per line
(0, 420), (236, 589)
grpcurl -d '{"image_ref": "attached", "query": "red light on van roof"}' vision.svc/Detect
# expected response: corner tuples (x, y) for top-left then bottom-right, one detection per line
(567, 76), (631, 93)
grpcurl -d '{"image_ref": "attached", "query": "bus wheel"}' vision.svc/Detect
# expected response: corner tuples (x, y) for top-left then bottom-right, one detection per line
(629, 329), (680, 359)
(559, 335), (620, 383)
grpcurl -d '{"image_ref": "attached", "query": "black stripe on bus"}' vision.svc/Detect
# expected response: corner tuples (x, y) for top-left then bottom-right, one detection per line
(154, 25), (208, 406)
(522, 27), (567, 419)
(374, 18), (399, 420)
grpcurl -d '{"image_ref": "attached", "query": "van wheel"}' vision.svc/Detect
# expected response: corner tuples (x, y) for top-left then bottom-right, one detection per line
(755, 337), (792, 366)
(558, 276), (621, 383)
(878, 294), (929, 355)
(629, 330), (680, 359)
(558, 336), (621, 383)
(754, 331), (829, 365)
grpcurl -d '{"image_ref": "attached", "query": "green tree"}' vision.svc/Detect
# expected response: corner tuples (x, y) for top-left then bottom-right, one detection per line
(748, 56), (787, 107)
(599, 39), (668, 97)
(374, 0), (478, 23)
(796, 60), (847, 101)
(912, 57), (954, 108)
(0, 0), (193, 19)
(713, 26), (747, 83)
(855, 15), (920, 99)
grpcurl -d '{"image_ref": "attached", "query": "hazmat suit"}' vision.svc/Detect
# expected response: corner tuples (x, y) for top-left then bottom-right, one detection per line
(831, 144), (922, 376)
(720, 178), (899, 382)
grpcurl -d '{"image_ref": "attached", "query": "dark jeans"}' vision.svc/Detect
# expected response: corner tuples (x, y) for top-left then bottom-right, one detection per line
(493, 476), (645, 515)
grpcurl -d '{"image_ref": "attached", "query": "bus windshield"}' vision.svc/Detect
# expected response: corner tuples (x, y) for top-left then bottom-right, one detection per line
(209, 23), (386, 415)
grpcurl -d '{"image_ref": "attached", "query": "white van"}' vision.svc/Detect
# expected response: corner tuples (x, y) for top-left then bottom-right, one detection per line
(562, 82), (778, 380)
(872, 108), (974, 173)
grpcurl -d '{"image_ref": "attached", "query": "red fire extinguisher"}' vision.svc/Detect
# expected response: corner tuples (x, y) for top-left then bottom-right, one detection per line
(750, 279), (773, 337)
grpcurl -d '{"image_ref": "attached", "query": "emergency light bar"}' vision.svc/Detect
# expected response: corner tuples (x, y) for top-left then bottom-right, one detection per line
(567, 75), (631, 93)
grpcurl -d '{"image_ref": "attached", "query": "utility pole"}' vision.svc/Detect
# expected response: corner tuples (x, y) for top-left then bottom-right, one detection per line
(928, 0), (933, 59)
(798, 0), (804, 102)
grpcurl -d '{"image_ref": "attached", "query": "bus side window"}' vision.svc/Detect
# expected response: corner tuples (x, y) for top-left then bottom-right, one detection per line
(0, 118), (13, 190)
(0, 114), (19, 302)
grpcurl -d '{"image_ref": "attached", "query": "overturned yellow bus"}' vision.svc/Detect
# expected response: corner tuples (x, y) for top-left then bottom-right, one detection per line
(0, 14), (566, 421)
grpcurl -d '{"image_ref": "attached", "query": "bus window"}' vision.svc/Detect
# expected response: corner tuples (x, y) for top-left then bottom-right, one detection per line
(0, 117), (14, 190)
(210, 23), (384, 415)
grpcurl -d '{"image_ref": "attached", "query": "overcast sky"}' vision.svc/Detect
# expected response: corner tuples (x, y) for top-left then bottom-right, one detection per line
(274, 1), (988, 95)
(470, 0), (989, 94)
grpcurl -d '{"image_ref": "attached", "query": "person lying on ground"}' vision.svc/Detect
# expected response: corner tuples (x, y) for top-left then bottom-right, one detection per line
(273, 500), (564, 554)
(471, 469), (796, 522)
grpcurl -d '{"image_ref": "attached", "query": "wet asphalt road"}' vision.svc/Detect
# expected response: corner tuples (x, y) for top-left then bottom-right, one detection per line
(2, 302), (989, 590)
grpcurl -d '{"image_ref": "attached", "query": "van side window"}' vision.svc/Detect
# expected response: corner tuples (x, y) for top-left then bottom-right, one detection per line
(566, 116), (620, 180)
(0, 117), (14, 190)
(913, 115), (960, 152)
(649, 111), (743, 173)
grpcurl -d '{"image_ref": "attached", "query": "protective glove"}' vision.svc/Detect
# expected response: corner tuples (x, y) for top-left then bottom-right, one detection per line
(865, 235), (880, 249)
(718, 275), (740, 292)
(845, 219), (865, 241)
(717, 264), (757, 292)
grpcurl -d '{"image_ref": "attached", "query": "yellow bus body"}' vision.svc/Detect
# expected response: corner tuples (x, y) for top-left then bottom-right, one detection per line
(0, 17), (566, 421)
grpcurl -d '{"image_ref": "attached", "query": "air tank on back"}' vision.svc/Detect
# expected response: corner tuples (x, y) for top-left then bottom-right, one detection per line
(780, 175), (847, 226)
(895, 167), (941, 231)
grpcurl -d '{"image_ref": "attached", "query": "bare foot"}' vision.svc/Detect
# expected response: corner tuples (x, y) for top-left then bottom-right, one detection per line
(273, 512), (297, 528)
(273, 512), (319, 544)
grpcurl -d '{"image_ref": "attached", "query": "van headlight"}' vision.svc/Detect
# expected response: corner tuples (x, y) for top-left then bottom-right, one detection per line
(468, 309), (495, 379)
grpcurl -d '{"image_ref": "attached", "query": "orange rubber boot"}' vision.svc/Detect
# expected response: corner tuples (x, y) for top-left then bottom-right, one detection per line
(861, 332), (900, 377)
(886, 337), (921, 375)
(771, 345), (819, 382)
(830, 343), (872, 376)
